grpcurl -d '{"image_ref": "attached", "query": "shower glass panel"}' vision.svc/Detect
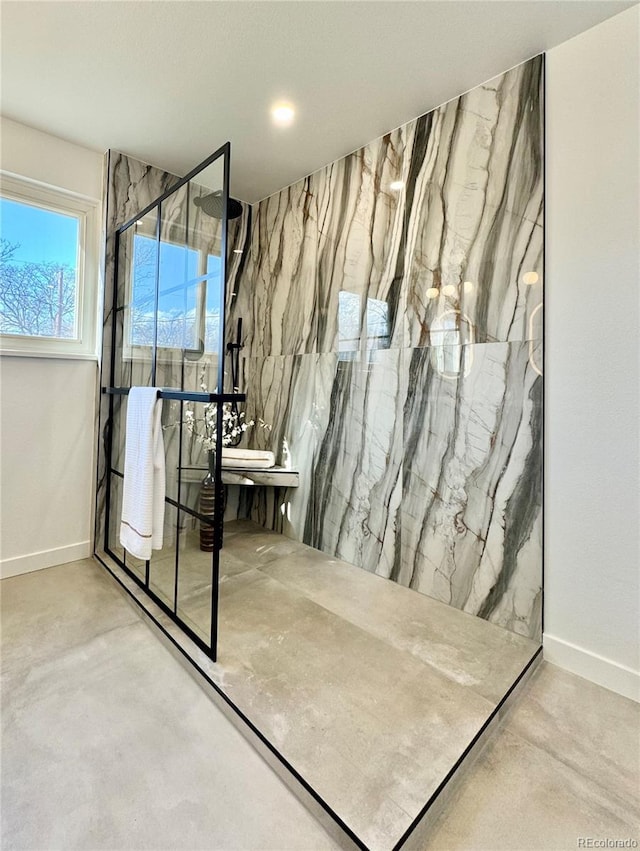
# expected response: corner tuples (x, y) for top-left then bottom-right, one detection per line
(115, 209), (159, 388)
(107, 473), (125, 565)
(177, 514), (214, 644)
(148, 503), (180, 609)
(104, 144), (240, 661)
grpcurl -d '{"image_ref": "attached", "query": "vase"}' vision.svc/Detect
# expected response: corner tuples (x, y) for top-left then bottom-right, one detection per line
(199, 450), (216, 552)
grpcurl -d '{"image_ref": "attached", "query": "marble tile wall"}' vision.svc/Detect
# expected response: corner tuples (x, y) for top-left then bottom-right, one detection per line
(96, 56), (543, 640)
(236, 56), (544, 640)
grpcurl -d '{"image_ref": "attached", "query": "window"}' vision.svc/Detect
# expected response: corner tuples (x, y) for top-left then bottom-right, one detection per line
(128, 233), (202, 350)
(338, 290), (391, 361)
(0, 173), (99, 358)
(126, 234), (222, 358)
(430, 310), (475, 379)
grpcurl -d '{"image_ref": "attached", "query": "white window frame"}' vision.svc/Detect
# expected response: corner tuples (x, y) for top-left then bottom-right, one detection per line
(0, 171), (100, 359)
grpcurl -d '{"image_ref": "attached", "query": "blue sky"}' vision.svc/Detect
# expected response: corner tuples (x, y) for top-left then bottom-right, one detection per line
(0, 198), (78, 266)
(0, 197), (223, 314)
(135, 233), (222, 312)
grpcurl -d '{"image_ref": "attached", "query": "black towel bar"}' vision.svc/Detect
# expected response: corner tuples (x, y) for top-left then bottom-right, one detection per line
(103, 387), (246, 404)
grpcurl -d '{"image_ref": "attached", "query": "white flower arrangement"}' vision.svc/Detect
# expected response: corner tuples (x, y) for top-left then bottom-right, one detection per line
(183, 401), (267, 450)
(175, 367), (271, 451)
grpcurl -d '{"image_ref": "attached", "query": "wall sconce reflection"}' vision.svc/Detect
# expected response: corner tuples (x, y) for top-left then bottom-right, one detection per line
(528, 303), (543, 376)
(426, 281), (464, 301)
(430, 310), (475, 379)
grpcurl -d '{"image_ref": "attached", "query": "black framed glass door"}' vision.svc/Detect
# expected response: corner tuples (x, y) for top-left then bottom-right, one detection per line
(103, 144), (241, 661)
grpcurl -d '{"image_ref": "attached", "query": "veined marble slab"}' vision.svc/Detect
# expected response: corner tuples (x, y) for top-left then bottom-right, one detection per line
(400, 341), (542, 640)
(404, 56), (543, 347)
(315, 128), (410, 355)
(237, 341), (541, 639)
(239, 349), (404, 581)
(229, 56), (544, 640)
(240, 57), (542, 362)
(304, 348), (404, 578)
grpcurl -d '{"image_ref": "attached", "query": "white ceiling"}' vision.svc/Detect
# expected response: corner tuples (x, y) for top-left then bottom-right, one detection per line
(1, 0), (634, 203)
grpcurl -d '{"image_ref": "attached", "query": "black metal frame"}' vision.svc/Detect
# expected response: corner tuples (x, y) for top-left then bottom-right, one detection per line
(103, 144), (236, 661)
(105, 387), (245, 404)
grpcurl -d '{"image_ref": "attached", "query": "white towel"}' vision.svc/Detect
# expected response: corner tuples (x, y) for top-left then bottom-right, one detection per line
(221, 448), (275, 469)
(120, 387), (165, 560)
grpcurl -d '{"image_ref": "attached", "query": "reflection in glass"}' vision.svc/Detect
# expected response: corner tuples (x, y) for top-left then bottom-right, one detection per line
(529, 304), (543, 376)
(107, 473), (125, 563)
(338, 290), (391, 358)
(110, 395), (127, 475)
(125, 551), (146, 584)
(177, 512), (213, 644)
(148, 504), (181, 609)
(125, 213), (159, 351)
(156, 240), (200, 350)
(187, 158), (225, 376)
(124, 194), (221, 356)
(157, 185), (201, 353)
(367, 297), (390, 350)
(338, 290), (360, 356)
(205, 254), (222, 354)
(430, 310), (475, 379)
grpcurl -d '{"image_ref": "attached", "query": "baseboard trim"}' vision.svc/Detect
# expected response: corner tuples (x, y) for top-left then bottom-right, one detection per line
(0, 541), (91, 579)
(543, 633), (640, 702)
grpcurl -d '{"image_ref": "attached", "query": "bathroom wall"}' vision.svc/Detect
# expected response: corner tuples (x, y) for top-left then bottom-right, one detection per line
(545, 6), (639, 701)
(233, 56), (544, 640)
(0, 118), (102, 577)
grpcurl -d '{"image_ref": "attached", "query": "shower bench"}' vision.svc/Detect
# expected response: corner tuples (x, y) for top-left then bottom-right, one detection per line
(180, 465), (299, 488)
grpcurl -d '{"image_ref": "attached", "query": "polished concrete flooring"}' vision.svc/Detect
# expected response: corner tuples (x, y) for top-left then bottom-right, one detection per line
(106, 520), (539, 849)
(1, 558), (337, 851)
(2, 553), (638, 850)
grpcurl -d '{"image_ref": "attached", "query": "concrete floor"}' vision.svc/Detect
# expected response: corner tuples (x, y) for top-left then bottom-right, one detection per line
(1, 558), (638, 850)
(105, 520), (540, 850)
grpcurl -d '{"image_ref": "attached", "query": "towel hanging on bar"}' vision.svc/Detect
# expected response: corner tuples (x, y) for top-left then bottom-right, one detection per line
(120, 387), (166, 561)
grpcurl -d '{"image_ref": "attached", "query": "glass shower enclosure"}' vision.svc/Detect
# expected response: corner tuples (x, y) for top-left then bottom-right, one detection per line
(103, 145), (242, 661)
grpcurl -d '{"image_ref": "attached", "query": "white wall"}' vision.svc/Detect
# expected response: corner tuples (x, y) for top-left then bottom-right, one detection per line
(1, 116), (103, 199)
(545, 6), (640, 701)
(0, 118), (103, 577)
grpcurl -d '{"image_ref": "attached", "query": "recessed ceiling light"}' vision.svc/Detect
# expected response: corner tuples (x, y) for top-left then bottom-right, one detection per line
(442, 284), (457, 297)
(233, 249), (243, 254)
(463, 280), (474, 293)
(389, 180), (405, 191)
(271, 103), (295, 127)
(426, 287), (439, 300)
(522, 271), (539, 285)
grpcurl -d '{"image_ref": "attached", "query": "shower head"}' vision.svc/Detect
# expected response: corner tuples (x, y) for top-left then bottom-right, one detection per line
(193, 190), (243, 220)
